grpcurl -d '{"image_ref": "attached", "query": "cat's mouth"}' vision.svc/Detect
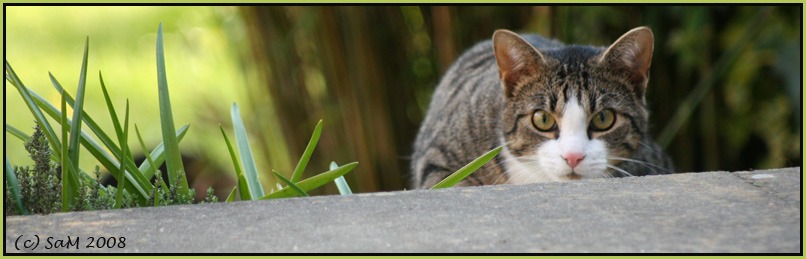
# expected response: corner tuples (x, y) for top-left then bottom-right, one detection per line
(567, 172), (583, 180)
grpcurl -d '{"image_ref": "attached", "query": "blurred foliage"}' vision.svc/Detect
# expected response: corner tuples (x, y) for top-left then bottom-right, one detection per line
(6, 6), (801, 197)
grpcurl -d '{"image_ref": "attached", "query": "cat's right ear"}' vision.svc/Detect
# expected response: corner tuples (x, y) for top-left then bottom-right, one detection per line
(493, 30), (546, 98)
(599, 26), (654, 91)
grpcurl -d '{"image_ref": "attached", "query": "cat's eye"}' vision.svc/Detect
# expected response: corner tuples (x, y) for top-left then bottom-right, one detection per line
(590, 109), (616, 131)
(531, 110), (557, 132)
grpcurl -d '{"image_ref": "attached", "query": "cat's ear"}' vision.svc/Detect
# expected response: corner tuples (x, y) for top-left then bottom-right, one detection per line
(599, 26), (654, 91)
(493, 29), (546, 98)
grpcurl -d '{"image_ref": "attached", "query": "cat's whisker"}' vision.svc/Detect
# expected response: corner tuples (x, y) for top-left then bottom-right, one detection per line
(500, 158), (548, 184)
(607, 157), (672, 174)
(514, 156), (541, 163)
(638, 141), (654, 150)
(517, 160), (544, 167)
(606, 165), (634, 177)
(527, 164), (545, 183)
(492, 172), (508, 184)
(638, 141), (667, 157)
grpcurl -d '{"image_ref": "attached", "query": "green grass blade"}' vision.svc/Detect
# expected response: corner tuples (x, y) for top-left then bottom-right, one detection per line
(6, 61), (62, 158)
(59, 158), (80, 212)
(60, 90), (73, 211)
(5, 156), (28, 215)
(114, 101), (130, 209)
(99, 71), (123, 141)
(273, 170), (309, 197)
(291, 120), (322, 182)
(153, 187), (159, 207)
(431, 146), (503, 189)
(331, 162), (353, 195)
(334, 176), (353, 195)
(4, 124), (29, 141)
(230, 103), (264, 198)
(156, 22), (188, 196)
(135, 124), (169, 193)
(134, 124), (159, 182)
(258, 162), (358, 200)
(50, 72), (121, 158)
(67, 36), (90, 180)
(236, 172), (252, 201)
(225, 186), (237, 202)
(219, 124), (252, 200)
(62, 37), (91, 208)
(137, 124), (190, 179)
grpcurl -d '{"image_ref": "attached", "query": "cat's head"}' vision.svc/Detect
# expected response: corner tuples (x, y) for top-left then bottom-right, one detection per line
(493, 27), (654, 183)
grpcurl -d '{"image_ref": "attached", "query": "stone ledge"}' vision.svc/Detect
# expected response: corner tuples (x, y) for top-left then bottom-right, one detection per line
(4, 167), (801, 253)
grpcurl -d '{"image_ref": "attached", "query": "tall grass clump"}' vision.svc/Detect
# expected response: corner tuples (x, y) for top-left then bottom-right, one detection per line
(220, 112), (360, 201)
(4, 22), (370, 215)
(5, 23), (198, 214)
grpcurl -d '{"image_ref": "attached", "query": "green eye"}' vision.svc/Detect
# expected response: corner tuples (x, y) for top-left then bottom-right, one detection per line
(590, 109), (616, 131)
(532, 110), (557, 132)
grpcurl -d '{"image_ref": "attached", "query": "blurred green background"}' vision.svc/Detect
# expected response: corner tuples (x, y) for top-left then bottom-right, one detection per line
(5, 6), (801, 197)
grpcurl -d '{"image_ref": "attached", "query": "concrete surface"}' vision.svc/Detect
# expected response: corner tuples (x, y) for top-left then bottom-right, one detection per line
(4, 167), (801, 253)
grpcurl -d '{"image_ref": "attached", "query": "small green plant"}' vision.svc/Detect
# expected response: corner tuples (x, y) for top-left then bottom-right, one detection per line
(7, 125), (61, 215)
(3, 125), (198, 215)
(221, 109), (359, 201)
(202, 187), (218, 204)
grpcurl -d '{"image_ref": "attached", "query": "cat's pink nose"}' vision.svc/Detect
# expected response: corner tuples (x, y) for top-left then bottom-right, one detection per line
(562, 153), (585, 169)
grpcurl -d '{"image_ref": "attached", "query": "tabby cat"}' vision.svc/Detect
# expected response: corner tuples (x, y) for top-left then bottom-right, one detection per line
(411, 27), (675, 189)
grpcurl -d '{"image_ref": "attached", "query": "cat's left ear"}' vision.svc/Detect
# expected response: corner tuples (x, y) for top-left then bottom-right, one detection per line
(493, 29), (547, 98)
(599, 26), (654, 92)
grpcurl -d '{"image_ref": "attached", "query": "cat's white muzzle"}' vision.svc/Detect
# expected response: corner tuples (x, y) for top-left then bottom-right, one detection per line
(504, 97), (611, 184)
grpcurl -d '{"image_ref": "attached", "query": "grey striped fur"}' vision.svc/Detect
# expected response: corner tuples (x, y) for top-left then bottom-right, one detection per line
(411, 27), (675, 189)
